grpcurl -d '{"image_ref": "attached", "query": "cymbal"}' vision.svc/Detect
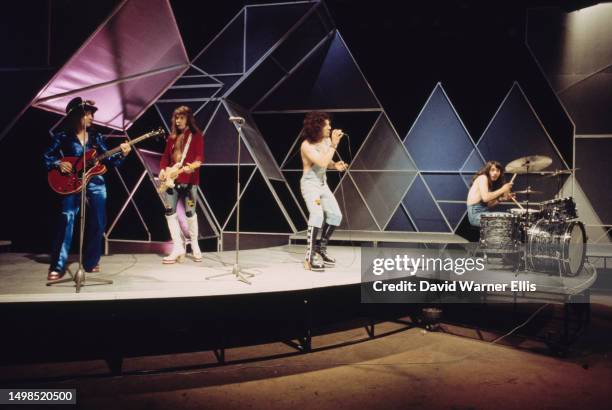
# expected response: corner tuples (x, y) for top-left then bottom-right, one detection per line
(513, 188), (542, 195)
(505, 155), (552, 173)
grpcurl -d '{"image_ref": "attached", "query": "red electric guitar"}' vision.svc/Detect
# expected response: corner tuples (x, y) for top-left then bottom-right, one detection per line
(48, 127), (165, 195)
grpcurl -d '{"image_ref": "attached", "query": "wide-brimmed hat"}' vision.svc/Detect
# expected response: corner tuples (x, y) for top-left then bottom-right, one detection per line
(65, 97), (98, 115)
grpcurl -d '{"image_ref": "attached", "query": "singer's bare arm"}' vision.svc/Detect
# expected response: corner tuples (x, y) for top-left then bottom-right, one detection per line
(331, 160), (348, 171)
(327, 150), (348, 170)
(325, 138), (337, 169)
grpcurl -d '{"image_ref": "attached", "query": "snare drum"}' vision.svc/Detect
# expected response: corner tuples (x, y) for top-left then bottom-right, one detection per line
(509, 208), (542, 225)
(541, 197), (577, 221)
(480, 213), (519, 253)
(526, 219), (586, 277)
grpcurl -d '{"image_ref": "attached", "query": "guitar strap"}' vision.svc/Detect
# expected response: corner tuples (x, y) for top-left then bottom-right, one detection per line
(177, 133), (193, 168)
(159, 133), (193, 208)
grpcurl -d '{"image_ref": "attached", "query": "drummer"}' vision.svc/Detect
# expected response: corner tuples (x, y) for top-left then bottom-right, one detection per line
(466, 160), (514, 227)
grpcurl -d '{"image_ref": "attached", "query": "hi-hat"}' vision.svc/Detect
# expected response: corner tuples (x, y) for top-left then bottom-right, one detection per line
(505, 155), (552, 174)
(513, 188), (542, 195)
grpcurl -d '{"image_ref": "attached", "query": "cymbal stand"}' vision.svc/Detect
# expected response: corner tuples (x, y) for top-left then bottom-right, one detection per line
(521, 164), (532, 272)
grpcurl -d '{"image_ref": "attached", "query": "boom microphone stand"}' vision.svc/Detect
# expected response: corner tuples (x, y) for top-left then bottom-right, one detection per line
(205, 116), (255, 284)
(47, 123), (113, 293)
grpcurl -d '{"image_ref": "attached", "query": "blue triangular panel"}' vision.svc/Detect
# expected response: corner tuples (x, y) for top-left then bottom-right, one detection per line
(256, 32), (379, 111)
(404, 84), (473, 171)
(474, 84), (571, 199)
(351, 114), (417, 171)
(422, 173), (469, 201)
(438, 202), (467, 231)
(334, 176), (379, 231)
(477, 84), (567, 170)
(460, 149), (485, 174)
(402, 176), (450, 232)
(461, 174), (473, 189)
(385, 205), (415, 232)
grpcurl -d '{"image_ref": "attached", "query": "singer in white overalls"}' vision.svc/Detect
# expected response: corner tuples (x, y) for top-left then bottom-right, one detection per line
(299, 112), (348, 271)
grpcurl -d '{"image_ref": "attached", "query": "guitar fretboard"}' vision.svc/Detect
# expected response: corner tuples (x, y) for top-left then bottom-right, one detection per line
(95, 129), (163, 162)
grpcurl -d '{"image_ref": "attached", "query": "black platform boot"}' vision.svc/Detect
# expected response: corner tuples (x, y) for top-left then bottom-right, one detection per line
(317, 222), (336, 267)
(304, 226), (325, 271)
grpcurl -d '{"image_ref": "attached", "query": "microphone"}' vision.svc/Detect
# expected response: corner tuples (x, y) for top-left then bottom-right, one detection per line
(229, 116), (245, 125)
(332, 129), (349, 138)
(332, 131), (350, 142)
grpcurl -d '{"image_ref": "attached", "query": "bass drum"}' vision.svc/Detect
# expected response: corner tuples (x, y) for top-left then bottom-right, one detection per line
(527, 220), (586, 277)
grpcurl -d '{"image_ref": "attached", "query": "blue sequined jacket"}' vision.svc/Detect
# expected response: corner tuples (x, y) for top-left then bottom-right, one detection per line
(43, 131), (126, 185)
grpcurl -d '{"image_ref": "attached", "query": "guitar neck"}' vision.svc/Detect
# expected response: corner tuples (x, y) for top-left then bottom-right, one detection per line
(95, 130), (158, 162)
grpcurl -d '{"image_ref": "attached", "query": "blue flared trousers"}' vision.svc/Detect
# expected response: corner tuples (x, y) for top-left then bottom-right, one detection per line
(49, 182), (107, 273)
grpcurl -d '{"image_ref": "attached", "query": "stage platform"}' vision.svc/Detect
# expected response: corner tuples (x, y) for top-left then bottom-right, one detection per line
(587, 243), (612, 266)
(0, 244), (599, 304)
(0, 245), (361, 303)
(289, 230), (469, 245)
(0, 244), (600, 364)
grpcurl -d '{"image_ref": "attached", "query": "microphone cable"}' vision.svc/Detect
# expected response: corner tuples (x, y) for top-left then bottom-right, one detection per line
(333, 132), (358, 268)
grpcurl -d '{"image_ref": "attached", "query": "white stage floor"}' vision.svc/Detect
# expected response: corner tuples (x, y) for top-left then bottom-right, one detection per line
(0, 246), (361, 303)
(0, 244), (599, 304)
(289, 230), (469, 244)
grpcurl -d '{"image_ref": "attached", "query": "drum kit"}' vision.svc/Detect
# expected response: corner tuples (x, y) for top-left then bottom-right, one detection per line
(479, 155), (586, 277)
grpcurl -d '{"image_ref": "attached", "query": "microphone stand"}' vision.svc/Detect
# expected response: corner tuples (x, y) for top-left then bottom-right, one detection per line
(205, 117), (255, 284)
(47, 125), (113, 293)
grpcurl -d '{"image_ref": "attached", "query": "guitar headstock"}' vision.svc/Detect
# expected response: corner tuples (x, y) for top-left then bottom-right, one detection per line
(148, 127), (166, 141)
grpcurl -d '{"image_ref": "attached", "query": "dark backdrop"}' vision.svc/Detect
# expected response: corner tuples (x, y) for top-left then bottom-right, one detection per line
(0, 0), (595, 252)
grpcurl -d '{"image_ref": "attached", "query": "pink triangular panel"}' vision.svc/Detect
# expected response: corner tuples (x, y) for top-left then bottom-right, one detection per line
(32, 0), (189, 130)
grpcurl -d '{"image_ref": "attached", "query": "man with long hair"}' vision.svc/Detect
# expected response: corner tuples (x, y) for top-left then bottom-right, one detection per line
(466, 160), (514, 227)
(159, 105), (204, 264)
(43, 97), (131, 280)
(300, 111), (348, 271)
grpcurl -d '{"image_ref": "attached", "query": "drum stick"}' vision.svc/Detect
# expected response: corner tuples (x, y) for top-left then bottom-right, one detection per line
(502, 173), (520, 207)
(511, 196), (525, 210)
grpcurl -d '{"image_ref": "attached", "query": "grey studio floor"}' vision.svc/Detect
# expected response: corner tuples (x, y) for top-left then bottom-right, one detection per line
(1, 308), (611, 410)
(1, 245), (611, 409)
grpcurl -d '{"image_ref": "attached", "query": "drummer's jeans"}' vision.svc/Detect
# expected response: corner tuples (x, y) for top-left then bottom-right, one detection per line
(467, 204), (488, 227)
